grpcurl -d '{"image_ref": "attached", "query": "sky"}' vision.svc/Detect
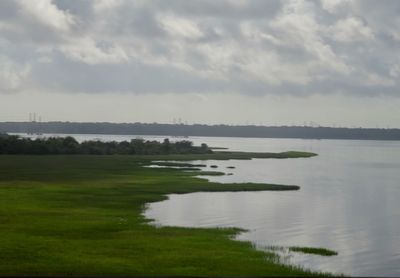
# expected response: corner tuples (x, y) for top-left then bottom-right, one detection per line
(1, 0), (400, 128)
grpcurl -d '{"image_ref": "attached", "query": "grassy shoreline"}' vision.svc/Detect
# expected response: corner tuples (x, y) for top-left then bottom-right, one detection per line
(0, 152), (329, 276)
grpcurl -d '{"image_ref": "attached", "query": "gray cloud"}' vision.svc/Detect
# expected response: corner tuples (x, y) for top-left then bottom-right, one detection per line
(0, 0), (400, 97)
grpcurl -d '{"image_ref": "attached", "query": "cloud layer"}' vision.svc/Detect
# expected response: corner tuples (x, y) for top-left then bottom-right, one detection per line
(1, 0), (400, 96)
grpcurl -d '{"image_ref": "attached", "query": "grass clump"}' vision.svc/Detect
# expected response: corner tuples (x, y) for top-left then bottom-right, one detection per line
(289, 247), (338, 256)
(178, 167), (202, 171)
(150, 161), (207, 167)
(194, 171), (226, 176)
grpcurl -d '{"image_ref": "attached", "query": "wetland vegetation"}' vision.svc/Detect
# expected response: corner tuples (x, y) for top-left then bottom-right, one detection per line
(149, 161), (207, 167)
(0, 148), (329, 276)
(289, 247), (338, 257)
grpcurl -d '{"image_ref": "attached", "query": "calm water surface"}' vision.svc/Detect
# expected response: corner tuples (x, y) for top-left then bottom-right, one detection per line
(144, 137), (400, 277)
(13, 133), (400, 276)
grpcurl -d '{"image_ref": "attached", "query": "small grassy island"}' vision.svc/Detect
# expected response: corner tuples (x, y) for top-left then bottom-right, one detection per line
(289, 247), (338, 257)
(0, 136), (328, 276)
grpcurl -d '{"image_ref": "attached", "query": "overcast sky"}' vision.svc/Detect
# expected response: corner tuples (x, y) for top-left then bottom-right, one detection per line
(1, 0), (400, 127)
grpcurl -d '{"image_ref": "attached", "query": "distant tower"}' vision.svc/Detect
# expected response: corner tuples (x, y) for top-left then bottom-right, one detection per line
(37, 115), (42, 135)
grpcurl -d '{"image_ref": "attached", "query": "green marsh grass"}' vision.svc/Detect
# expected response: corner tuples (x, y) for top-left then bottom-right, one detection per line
(149, 162), (207, 167)
(192, 171), (226, 176)
(289, 247), (338, 256)
(0, 152), (331, 276)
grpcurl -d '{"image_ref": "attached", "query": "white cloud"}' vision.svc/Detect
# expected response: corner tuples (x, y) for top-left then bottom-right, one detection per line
(158, 14), (203, 40)
(0, 0), (398, 97)
(328, 17), (374, 42)
(93, 0), (124, 14)
(60, 37), (129, 65)
(0, 56), (30, 92)
(240, 21), (282, 45)
(389, 64), (400, 78)
(321, 0), (351, 14)
(270, 0), (351, 75)
(366, 73), (395, 87)
(16, 0), (75, 32)
(238, 50), (314, 85)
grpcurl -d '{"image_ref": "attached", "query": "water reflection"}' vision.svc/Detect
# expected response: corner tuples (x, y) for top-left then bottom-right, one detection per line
(144, 138), (400, 277)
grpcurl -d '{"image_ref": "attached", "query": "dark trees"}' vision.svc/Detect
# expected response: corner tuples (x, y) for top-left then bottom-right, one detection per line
(0, 135), (212, 155)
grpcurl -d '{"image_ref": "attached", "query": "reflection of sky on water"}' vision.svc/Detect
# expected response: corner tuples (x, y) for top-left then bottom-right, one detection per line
(145, 138), (400, 277)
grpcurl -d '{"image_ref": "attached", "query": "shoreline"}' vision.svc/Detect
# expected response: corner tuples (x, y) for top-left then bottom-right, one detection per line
(0, 152), (332, 276)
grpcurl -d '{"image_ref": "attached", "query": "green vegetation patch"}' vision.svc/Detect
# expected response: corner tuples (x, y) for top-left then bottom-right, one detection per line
(136, 151), (317, 161)
(193, 171), (226, 176)
(289, 247), (338, 256)
(177, 167), (202, 171)
(0, 151), (327, 276)
(150, 161), (207, 167)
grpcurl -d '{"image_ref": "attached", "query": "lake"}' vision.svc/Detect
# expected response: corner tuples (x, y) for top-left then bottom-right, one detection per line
(144, 137), (400, 277)
(12, 133), (400, 276)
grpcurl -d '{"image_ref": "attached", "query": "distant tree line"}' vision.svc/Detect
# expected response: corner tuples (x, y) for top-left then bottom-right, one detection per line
(2, 121), (400, 141)
(0, 135), (212, 155)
